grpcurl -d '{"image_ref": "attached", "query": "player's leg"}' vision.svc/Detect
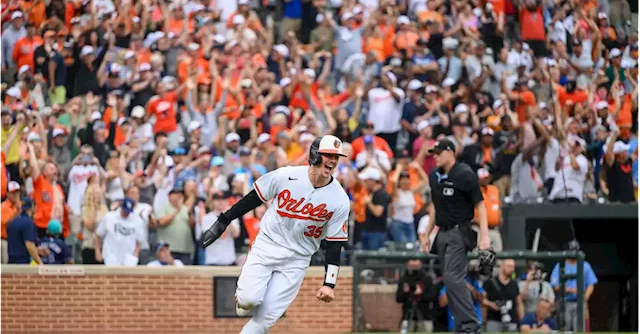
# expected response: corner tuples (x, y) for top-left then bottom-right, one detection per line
(240, 262), (307, 334)
(441, 229), (480, 333)
(235, 248), (274, 313)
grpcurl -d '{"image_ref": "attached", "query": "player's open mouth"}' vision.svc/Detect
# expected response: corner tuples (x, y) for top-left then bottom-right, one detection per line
(324, 162), (336, 172)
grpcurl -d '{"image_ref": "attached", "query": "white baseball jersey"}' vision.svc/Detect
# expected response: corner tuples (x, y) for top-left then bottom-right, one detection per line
(253, 166), (350, 256)
(96, 209), (145, 266)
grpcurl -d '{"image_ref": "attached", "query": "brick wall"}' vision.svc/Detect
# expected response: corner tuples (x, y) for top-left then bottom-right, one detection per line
(1, 266), (353, 334)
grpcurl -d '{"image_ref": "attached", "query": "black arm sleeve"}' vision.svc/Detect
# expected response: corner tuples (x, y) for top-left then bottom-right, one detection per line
(323, 240), (344, 288)
(218, 190), (263, 226)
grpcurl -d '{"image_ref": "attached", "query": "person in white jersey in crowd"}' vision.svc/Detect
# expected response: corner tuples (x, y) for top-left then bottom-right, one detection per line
(94, 197), (144, 266)
(198, 192), (240, 266)
(146, 241), (184, 267)
(126, 185), (155, 264)
(66, 148), (100, 237)
(548, 136), (589, 203)
(200, 135), (351, 334)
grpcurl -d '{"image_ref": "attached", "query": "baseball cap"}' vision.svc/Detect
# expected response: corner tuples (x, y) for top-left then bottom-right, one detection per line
(407, 79), (422, 91)
(225, 132), (241, 143)
(477, 168), (490, 179)
(363, 135), (374, 145)
(121, 197), (135, 214)
(481, 127), (495, 136)
(172, 147), (187, 156)
(188, 120), (202, 132)
(21, 197), (34, 212)
(11, 11), (23, 20)
(7, 181), (20, 192)
(93, 121), (106, 131)
(210, 156), (225, 167)
(428, 139), (456, 154)
(53, 128), (65, 137)
(169, 186), (184, 194)
(47, 219), (63, 235)
(131, 106), (145, 119)
(155, 241), (170, 253)
(257, 133), (271, 144)
(239, 147), (252, 156)
(299, 132), (315, 143)
(358, 167), (382, 181)
(417, 120), (430, 132)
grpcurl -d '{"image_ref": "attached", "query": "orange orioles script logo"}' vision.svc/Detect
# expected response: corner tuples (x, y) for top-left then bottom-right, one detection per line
(276, 189), (334, 222)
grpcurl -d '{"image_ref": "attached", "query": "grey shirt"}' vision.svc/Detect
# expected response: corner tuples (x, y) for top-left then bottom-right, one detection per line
(518, 280), (555, 314)
(1, 25), (26, 68)
(334, 25), (365, 70)
(438, 56), (463, 82)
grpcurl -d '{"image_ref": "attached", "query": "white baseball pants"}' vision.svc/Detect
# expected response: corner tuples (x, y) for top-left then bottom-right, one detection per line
(236, 233), (311, 334)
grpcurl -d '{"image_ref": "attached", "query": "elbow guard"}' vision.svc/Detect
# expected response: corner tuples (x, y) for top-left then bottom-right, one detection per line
(220, 190), (263, 224)
(323, 241), (344, 289)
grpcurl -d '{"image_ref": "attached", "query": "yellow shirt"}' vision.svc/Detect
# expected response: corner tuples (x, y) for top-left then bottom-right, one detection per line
(285, 143), (304, 162)
(1, 124), (25, 165)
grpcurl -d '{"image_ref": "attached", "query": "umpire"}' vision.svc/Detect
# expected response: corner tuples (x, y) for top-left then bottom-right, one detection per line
(422, 139), (491, 334)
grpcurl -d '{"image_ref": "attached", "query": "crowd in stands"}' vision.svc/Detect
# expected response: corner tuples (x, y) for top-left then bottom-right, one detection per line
(0, 0), (637, 269)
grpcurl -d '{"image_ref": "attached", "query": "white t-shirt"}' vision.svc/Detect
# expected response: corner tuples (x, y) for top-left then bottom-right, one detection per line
(355, 149), (392, 172)
(197, 212), (239, 265)
(542, 138), (560, 182)
(96, 209), (145, 266)
(135, 123), (155, 153)
(147, 259), (185, 267)
(392, 190), (415, 224)
(253, 166), (350, 256)
(549, 154), (588, 202)
(133, 203), (153, 250)
(367, 87), (405, 134)
(152, 159), (176, 212)
(67, 165), (100, 215)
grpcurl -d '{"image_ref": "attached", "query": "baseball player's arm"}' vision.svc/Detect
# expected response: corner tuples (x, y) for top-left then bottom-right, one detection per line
(321, 204), (349, 290)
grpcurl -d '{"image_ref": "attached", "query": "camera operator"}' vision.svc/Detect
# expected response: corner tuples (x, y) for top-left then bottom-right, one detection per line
(483, 259), (524, 332)
(438, 263), (485, 332)
(396, 258), (438, 333)
(518, 261), (555, 314)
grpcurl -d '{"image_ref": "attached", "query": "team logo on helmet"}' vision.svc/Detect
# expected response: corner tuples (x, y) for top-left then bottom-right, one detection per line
(334, 140), (341, 148)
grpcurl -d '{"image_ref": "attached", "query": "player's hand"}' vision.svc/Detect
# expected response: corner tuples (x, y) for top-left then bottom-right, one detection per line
(316, 285), (334, 303)
(479, 234), (490, 251)
(200, 219), (228, 248)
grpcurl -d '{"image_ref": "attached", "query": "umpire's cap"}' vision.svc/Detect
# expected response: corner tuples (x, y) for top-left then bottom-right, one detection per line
(428, 139), (456, 154)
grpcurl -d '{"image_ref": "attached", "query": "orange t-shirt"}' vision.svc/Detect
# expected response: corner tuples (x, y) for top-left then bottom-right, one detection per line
(616, 94), (633, 127)
(351, 183), (369, 224)
(1, 199), (19, 239)
(486, 0), (505, 15)
(558, 87), (588, 109)
(148, 92), (179, 133)
(289, 82), (321, 111)
(364, 36), (386, 62)
(243, 215), (260, 248)
(514, 90), (536, 123)
(12, 36), (43, 70)
(226, 12), (263, 32)
(351, 136), (394, 159)
(474, 185), (501, 227)
(417, 10), (444, 24)
(519, 7), (545, 41)
(395, 31), (420, 57)
(20, 0), (46, 27)
(102, 107), (126, 147)
(32, 174), (65, 229)
(166, 17), (193, 35)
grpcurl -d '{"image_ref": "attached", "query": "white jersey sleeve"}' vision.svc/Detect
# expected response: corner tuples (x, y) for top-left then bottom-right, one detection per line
(323, 200), (349, 242)
(253, 167), (287, 202)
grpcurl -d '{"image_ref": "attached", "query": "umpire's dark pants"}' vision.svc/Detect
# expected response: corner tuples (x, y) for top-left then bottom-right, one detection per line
(435, 225), (481, 333)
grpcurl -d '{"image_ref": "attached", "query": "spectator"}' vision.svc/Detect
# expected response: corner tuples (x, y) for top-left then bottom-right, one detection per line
(519, 261), (555, 314)
(127, 185), (155, 265)
(603, 132), (636, 203)
(66, 148), (100, 237)
(94, 197), (144, 266)
(474, 168), (503, 252)
(81, 174), (108, 264)
(155, 186), (194, 265)
(359, 167), (389, 251)
(146, 241), (185, 267)
(351, 121), (394, 160)
(483, 259), (524, 332)
(548, 136), (589, 203)
(550, 240), (598, 331)
(6, 198), (42, 264)
(1, 12), (26, 85)
(1, 181), (23, 263)
(37, 219), (73, 264)
(197, 192), (240, 265)
(520, 298), (557, 333)
(388, 163), (428, 243)
(355, 135), (392, 172)
(366, 71), (406, 151)
(460, 127), (497, 173)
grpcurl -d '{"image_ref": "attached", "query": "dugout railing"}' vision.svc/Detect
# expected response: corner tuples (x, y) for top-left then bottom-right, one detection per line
(350, 250), (586, 333)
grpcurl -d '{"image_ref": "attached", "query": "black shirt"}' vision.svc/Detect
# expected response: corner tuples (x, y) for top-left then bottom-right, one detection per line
(429, 162), (483, 228)
(605, 159), (635, 203)
(364, 188), (390, 233)
(483, 277), (520, 324)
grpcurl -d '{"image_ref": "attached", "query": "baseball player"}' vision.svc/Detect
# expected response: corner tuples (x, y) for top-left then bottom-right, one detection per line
(200, 135), (350, 334)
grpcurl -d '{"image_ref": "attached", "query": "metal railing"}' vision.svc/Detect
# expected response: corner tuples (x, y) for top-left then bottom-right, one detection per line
(350, 250), (586, 332)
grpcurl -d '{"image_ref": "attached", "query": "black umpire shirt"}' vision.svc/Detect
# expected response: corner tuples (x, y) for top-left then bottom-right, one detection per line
(429, 162), (484, 228)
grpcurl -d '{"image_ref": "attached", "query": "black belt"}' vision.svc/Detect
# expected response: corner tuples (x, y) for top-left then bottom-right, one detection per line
(438, 224), (460, 231)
